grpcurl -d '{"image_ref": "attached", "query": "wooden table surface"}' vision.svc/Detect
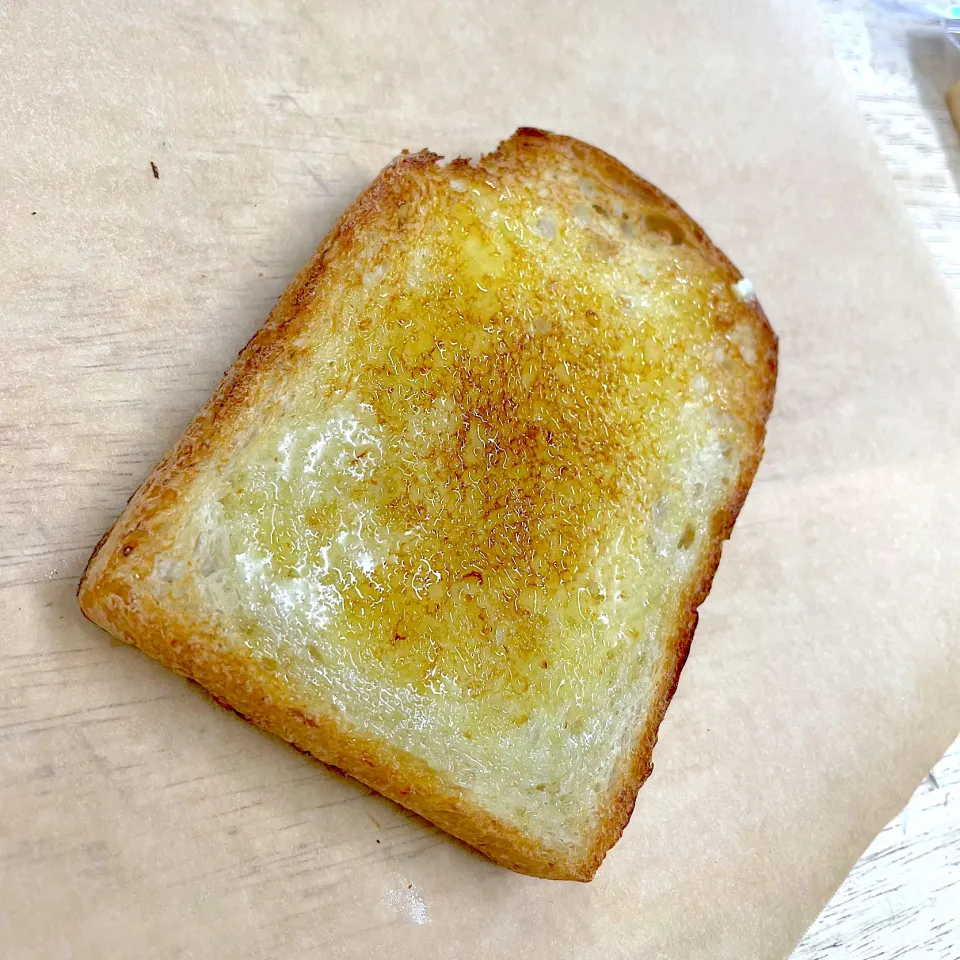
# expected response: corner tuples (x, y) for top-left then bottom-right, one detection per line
(794, 4), (960, 957)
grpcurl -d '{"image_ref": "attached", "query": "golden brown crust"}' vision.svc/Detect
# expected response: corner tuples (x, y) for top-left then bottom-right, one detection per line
(79, 128), (777, 882)
(79, 583), (570, 877)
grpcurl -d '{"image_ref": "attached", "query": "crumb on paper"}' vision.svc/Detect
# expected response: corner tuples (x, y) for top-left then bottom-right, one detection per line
(384, 882), (429, 925)
(150, 161), (159, 179)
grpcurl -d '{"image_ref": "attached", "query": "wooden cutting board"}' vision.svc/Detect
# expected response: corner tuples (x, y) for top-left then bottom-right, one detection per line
(2, 2), (959, 957)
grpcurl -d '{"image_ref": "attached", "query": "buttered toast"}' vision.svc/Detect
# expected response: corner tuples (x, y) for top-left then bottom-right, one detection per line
(79, 129), (777, 881)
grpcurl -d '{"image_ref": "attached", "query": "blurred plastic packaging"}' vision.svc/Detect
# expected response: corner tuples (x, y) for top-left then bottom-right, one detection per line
(867, 1), (960, 50)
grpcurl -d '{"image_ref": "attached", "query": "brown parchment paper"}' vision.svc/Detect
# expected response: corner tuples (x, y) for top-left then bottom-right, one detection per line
(1, 1), (959, 957)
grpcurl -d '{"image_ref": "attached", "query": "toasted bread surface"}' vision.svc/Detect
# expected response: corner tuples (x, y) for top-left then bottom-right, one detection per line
(79, 128), (776, 880)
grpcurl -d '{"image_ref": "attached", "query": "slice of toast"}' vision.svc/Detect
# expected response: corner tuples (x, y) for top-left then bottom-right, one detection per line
(79, 129), (777, 881)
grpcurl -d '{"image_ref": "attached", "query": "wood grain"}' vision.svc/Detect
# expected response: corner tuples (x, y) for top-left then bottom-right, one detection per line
(792, 3), (960, 958)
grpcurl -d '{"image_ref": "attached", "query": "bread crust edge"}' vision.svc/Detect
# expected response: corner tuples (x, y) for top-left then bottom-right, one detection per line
(79, 128), (777, 882)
